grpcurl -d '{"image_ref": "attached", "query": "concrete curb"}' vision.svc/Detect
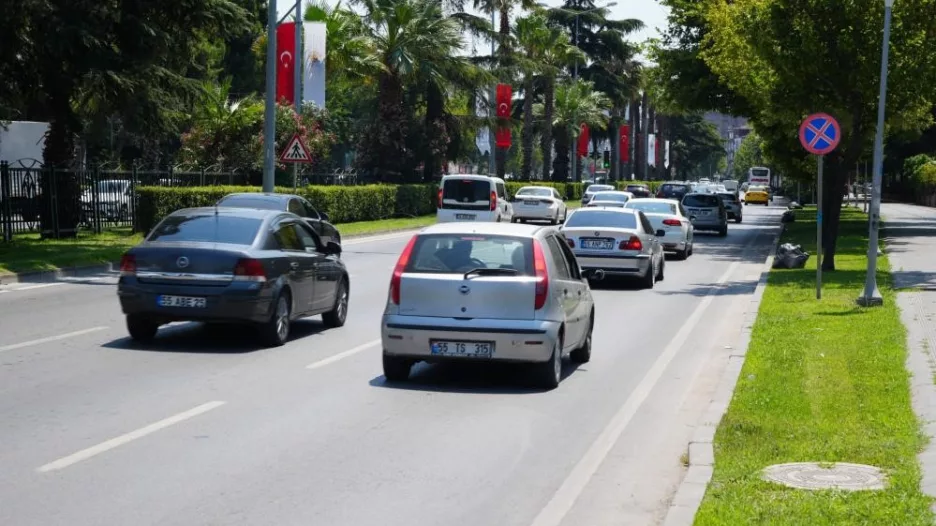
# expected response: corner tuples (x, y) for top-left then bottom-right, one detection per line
(661, 226), (784, 526)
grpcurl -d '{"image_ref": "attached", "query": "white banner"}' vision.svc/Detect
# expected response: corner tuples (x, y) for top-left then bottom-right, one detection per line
(648, 134), (656, 167)
(303, 22), (326, 107)
(664, 141), (670, 168)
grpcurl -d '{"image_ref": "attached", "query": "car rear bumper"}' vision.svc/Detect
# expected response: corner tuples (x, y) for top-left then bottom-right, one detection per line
(662, 240), (688, 252)
(514, 207), (558, 220)
(690, 218), (727, 231)
(382, 314), (561, 363)
(117, 282), (274, 324)
(436, 210), (499, 223)
(575, 253), (650, 276)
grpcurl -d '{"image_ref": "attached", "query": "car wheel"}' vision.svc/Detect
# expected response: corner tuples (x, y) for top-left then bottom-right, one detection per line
(656, 256), (665, 282)
(718, 226), (728, 237)
(322, 278), (349, 328)
(259, 291), (291, 347)
(533, 338), (562, 389)
(383, 354), (411, 382)
(735, 216), (743, 224)
(126, 315), (158, 342)
(641, 261), (655, 289)
(570, 315), (593, 364)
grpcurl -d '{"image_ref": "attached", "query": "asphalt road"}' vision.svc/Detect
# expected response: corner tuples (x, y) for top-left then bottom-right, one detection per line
(0, 204), (783, 526)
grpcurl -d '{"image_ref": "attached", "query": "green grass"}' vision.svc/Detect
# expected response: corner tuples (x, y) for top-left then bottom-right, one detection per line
(335, 214), (436, 237)
(694, 207), (933, 525)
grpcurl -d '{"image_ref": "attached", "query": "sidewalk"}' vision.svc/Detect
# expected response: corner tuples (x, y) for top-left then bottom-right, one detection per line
(883, 203), (936, 514)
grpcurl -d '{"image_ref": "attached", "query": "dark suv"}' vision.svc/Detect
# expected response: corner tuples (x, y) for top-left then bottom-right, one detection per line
(657, 183), (692, 200)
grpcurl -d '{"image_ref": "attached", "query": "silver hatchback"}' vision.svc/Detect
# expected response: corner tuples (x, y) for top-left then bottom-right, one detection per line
(381, 222), (596, 389)
(682, 193), (728, 236)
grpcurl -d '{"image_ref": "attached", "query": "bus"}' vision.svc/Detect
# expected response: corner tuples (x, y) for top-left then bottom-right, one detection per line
(748, 167), (770, 186)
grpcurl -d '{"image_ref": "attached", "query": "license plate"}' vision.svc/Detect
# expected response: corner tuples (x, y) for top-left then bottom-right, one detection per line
(431, 340), (493, 358)
(157, 295), (207, 308)
(523, 201), (537, 206)
(455, 214), (476, 220)
(581, 239), (614, 250)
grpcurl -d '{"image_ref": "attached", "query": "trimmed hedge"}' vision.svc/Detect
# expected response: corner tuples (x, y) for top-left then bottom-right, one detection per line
(134, 179), (665, 233)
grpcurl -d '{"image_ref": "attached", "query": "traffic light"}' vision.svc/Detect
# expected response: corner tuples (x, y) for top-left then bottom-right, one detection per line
(602, 150), (610, 169)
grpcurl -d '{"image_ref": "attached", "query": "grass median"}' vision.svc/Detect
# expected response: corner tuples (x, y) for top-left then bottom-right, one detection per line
(694, 206), (933, 525)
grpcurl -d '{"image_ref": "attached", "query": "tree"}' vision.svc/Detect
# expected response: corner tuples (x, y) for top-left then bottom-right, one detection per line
(541, 79), (611, 181)
(666, 113), (725, 181)
(699, 0), (936, 270)
(732, 132), (766, 180)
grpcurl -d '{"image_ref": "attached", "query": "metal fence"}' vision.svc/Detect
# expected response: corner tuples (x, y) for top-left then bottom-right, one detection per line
(0, 163), (370, 240)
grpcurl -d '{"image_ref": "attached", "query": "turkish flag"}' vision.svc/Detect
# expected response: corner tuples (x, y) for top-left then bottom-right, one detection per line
(495, 84), (512, 148)
(495, 128), (511, 149)
(276, 22), (296, 105)
(619, 125), (630, 163)
(577, 123), (589, 158)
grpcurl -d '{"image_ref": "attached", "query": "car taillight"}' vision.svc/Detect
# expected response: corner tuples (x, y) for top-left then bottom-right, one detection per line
(119, 254), (136, 276)
(662, 219), (682, 226)
(390, 236), (417, 305)
(490, 190), (497, 211)
(533, 240), (549, 310)
(437, 188), (443, 209)
(233, 258), (267, 282)
(619, 236), (643, 251)
(566, 237), (575, 248)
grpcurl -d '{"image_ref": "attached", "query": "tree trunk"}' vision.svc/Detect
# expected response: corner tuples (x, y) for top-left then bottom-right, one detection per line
(521, 77), (534, 180)
(40, 82), (81, 238)
(639, 92), (649, 180)
(422, 81), (446, 182)
(820, 159), (847, 271)
(542, 78), (555, 181)
(552, 126), (570, 182)
(361, 72), (406, 182)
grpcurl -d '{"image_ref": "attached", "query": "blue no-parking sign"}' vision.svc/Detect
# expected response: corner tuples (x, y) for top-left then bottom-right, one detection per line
(799, 113), (841, 155)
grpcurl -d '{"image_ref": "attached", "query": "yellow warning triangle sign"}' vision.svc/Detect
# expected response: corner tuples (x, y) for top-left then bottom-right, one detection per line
(279, 134), (313, 163)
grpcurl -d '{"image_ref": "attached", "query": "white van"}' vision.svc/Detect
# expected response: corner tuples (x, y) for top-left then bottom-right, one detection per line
(436, 175), (513, 223)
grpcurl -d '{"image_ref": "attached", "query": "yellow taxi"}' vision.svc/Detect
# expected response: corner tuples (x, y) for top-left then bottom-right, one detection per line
(744, 185), (769, 206)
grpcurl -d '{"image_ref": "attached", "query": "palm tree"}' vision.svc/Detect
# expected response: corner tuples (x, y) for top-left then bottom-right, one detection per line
(304, 1), (378, 80)
(540, 78), (611, 181)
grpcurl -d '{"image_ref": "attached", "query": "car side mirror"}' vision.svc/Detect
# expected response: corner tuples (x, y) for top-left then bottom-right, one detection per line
(319, 212), (329, 221)
(324, 241), (342, 256)
(656, 229), (666, 237)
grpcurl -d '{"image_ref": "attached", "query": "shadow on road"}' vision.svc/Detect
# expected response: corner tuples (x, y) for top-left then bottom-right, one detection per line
(102, 318), (329, 353)
(368, 359), (584, 394)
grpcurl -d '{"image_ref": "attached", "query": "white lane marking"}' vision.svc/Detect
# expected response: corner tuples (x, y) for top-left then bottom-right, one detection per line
(37, 401), (226, 473)
(529, 230), (765, 526)
(342, 230), (420, 246)
(306, 339), (381, 370)
(0, 327), (109, 353)
(7, 283), (66, 292)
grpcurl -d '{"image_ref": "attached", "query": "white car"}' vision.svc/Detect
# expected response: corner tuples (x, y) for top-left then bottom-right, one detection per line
(585, 191), (634, 208)
(581, 184), (615, 206)
(511, 186), (568, 225)
(624, 198), (694, 259)
(437, 175), (513, 223)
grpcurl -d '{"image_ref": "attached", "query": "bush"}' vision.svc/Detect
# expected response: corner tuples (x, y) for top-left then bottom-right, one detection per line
(504, 181), (585, 200)
(135, 184), (437, 233)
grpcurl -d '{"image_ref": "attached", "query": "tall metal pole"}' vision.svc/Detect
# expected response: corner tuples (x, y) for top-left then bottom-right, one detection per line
(571, 13), (579, 183)
(859, 0), (893, 307)
(292, 0), (303, 190)
(864, 160), (869, 214)
(262, 0), (278, 193)
(817, 155), (824, 300)
(489, 11), (496, 176)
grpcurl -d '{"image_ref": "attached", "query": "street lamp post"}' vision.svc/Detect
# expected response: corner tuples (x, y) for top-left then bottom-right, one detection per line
(262, 0), (278, 193)
(858, 0), (894, 307)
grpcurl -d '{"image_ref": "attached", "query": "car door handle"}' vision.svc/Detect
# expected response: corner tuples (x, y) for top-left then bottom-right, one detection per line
(290, 262), (300, 270)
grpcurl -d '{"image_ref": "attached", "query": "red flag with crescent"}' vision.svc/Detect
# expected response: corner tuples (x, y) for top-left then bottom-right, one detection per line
(619, 125), (630, 163)
(276, 22), (296, 104)
(495, 84), (512, 148)
(577, 123), (589, 158)
(495, 128), (511, 149)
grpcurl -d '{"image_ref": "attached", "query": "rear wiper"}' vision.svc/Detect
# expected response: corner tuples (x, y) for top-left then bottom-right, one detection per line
(463, 268), (518, 279)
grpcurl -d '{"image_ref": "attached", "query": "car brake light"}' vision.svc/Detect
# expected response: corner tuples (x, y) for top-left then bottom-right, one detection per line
(619, 236), (643, 251)
(662, 219), (682, 226)
(234, 258), (267, 282)
(533, 240), (549, 310)
(490, 190), (497, 211)
(566, 237), (575, 248)
(437, 188), (443, 209)
(390, 236), (417, 305)
(119, 254), (136, 276)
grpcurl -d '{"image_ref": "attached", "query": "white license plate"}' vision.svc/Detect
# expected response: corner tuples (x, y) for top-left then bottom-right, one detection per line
(157, 295), (207, 308)
(523, 201), (538, 206)
(455, 214), (476, 220)
(581, 239), (614, 250)
(431, 340), (493, 358)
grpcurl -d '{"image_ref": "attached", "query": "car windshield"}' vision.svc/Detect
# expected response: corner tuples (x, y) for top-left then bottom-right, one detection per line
(443, 179), (491, 202)
(516, 187), (552, 197)
(748, 186), (767, 193)
(683, 194), (721, 208)
(660, 184), (690, 195)
(718, 193), (739, 203)
(147, 214), (262, 245)
(217, 195), (283, 211)
(627, 201), (678, 215)
(626, 185), (647, 192)
(585, 185), (614, 194)
(565, 210), (638, 229)
(591, 192), (629, 203)
(405, 234), (533, 275)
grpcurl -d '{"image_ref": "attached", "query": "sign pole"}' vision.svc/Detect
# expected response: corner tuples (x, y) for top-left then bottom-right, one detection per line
(816, 155), (824, 299)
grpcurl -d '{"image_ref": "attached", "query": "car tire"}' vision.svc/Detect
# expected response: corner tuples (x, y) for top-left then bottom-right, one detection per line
(322, 278), (349, 328)
(641, 261), (655, 289)
(688, 243), (694, 256)
(718, 226), (728, 237)
(656, 256), (665, 282)
(570, 316), (593, 364)
(259, 290), (291, 347)
(126, 315), (158, 342)
(533, 338), (562, 389)
(674, 247), (688, 260)
(735, 216), (743, 224)
(383, 354), (411, 382)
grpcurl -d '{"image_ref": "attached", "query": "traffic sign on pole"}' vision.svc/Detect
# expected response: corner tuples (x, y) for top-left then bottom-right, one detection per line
(799, 112), (840, 300)
(279, 134), (313, 163)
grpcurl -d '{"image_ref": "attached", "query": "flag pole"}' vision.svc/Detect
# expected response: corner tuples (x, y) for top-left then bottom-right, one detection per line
(262, 0), (278, 193)
(293, 0), (302, 191)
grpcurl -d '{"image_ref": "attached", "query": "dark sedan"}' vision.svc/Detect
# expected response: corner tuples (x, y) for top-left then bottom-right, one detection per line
(624, 184), (652, 198)
(117, 207), (349, 347)
(216, 193), (342, 246)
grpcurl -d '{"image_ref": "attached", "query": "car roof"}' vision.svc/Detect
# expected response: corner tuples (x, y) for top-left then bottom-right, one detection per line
(517, 185), (555, 191)
(627, 198), (680, 205)
(592, 190), (633, 195)
(220, 192), (298, 203)
(440, 174), (505, 183)
(169, 206), (289, 220)
(419, 221), (549, 237)
(572, 206), (638, 215)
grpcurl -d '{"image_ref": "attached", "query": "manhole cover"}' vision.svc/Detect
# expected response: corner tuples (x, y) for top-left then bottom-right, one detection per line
(762, 462), (886, 491)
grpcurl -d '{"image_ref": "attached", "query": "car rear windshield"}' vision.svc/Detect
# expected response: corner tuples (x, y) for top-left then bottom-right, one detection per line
(591, 192), (629, 203)
(660, 184), (690, 194)
(516, 187), (552, 197)
(217, 195), (283, 210)
(717, 193), (739, 202)
(683, 194), (721, 208)
(147, 214), (262, 245)
(627, 201), (677, 215)
(442, 179), (491, 203)
(565, 210), (638, 229)
(405, 234), (533, 275)
(626, 185), (647, 192)
(585, 185), (614, 193)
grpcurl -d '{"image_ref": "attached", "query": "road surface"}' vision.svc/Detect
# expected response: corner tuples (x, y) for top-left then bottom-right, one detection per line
(0, 205), (783, 526)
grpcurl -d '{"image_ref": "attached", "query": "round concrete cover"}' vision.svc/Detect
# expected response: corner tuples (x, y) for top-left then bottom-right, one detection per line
(762, 462), (886, 491)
